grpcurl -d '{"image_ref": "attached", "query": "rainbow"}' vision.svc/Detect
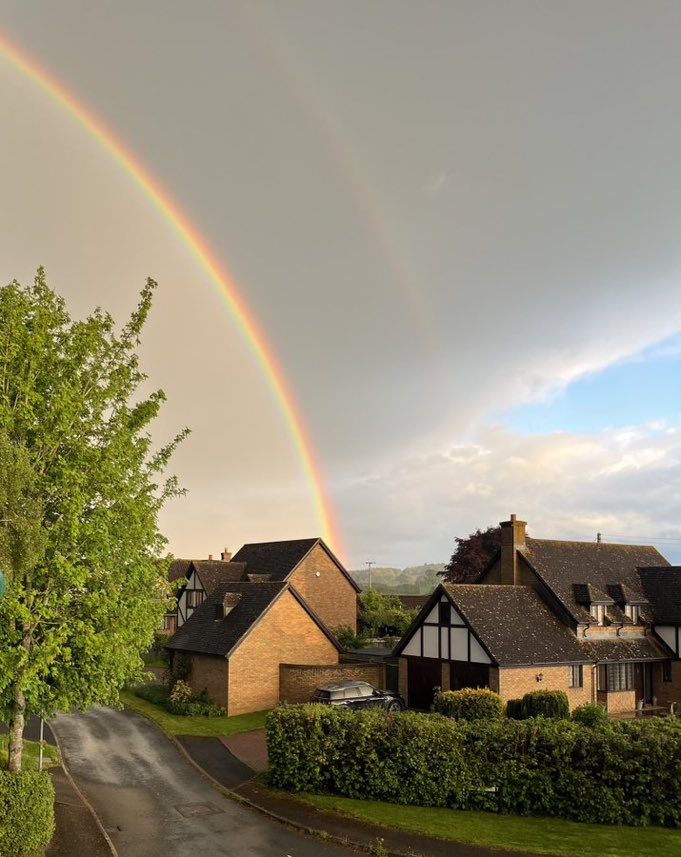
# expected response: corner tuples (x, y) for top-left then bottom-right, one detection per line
(0, 32), (343, 556)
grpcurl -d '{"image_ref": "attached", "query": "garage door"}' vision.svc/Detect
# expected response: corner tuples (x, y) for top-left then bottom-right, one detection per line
(407, 658), (442, 710)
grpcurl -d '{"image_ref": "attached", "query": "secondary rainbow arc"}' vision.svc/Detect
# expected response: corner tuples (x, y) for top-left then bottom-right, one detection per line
(0, 32), (342, 556)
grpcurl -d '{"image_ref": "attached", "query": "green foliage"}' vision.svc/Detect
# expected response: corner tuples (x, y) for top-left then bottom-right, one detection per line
(520, 691), (570, 720)
(0, 770), (54, 856)
(333, 625), (367, 650)
(359, 589), (416, 637)
(0, 271), (187, 769)
(505, 698), (523, 720)
(571, 702), (609, 728)
(433, 688), (503, 721)
(349, 564), (443, 594)
(267, 706), (681, 827)
(134, 682), (226, 718)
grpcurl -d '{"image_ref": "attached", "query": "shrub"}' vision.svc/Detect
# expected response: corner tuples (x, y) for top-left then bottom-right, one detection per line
(0, 770), (55, 856)
(169, 679), (193, 704)
(520, 690), (570, 720)
(333, 625), (366, 650)
(267, 705), (681, 826)
(433, 689), (503, 721)
(134, 682), (226, 718)
(505, 698), (523, 719)
(571, 702), (609, 728)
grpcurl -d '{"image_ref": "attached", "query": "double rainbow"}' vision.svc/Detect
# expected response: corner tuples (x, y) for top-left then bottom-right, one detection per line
(0, 33), (342, 556)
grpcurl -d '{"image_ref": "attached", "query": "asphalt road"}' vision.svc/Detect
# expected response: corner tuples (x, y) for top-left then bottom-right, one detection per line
(50, 706), (357, 857)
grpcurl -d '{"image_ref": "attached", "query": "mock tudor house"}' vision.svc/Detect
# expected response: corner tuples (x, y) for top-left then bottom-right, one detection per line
(395, 515), (680, 713)
(164, 538), (362, 714)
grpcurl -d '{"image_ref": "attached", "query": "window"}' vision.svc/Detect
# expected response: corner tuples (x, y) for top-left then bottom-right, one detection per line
(162, 614), (177, 632)
(607, 663), (634, 692)
(186, 589), (205, 609)
(624, 604), (639, 624)
(438, 601), (451, 626)
(663, 661), (673, 683)
(590, 604), (607, 625)
(569, 665), (583, 688)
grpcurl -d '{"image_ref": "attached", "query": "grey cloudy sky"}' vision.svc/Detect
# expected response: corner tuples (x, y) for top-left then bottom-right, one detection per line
(2, 1), (681, 567)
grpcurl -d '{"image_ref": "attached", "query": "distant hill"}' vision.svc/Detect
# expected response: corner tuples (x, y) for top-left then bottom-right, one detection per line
(349, 563), (443, 594)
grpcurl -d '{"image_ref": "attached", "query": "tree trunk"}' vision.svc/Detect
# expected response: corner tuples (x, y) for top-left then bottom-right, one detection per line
(7, 682), (26, 772)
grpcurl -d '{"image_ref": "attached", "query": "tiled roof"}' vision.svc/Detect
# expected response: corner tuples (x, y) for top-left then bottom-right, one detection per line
(168, 559), (193, 582)
(165, 581), (287, 656)
(580, 635), (671, 663)
(193, 561), (247, 595)
(522, 538), (667, 624)
(638, 567), (681, 623)
(398, 594), (430, 611)
(442, 584), (589, 666)
(230, 539), (320, 580)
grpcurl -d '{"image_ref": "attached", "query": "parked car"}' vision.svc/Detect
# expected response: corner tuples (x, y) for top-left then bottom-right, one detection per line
(310, 680), (405, 711)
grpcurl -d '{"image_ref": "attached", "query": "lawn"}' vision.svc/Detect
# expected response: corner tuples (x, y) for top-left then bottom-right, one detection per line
(299, 793), (681, 857)
(0, 736), (60, 772)
(120, 688), (268, 737)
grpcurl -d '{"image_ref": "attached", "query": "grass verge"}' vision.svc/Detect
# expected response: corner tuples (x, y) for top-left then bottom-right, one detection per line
(120, 688), (268, 737)
(0, 736), (60, 771)
(298, 793), (681, 857)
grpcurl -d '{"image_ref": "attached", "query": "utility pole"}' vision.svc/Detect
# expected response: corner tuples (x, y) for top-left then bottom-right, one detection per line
(365, 560), (375, 589)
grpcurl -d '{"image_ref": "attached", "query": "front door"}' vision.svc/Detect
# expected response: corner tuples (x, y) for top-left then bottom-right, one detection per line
(633, 663), (653, 704)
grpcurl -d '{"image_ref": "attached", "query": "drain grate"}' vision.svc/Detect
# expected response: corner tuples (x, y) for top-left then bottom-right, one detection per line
(175, 802), (223, 818)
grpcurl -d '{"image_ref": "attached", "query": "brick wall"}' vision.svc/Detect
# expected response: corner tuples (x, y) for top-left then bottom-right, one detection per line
(651, 662), (681, 709)
(280, 663), (384, 703)
(498, 664), (593, 710)
(289, 544), (358, 632)
(603, 689), (636, 713)
(398, 656), (409, 700)
(186, 653), (228, 708)
(227, 588), (339, 716)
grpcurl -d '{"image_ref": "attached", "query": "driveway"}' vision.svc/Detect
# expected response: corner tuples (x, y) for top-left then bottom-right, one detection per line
(50, 706), (357, 857)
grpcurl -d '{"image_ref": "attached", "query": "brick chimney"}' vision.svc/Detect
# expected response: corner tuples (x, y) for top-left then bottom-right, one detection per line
(499, 514), (527, 586)
(208, 554), (213, 561)
(220, 547), (232, 561)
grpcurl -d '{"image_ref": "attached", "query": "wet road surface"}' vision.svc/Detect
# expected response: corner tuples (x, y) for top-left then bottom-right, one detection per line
(50, 706), (357, 857)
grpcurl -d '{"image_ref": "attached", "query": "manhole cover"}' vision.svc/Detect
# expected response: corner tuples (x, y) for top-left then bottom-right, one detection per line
(175, 802), (223, 818)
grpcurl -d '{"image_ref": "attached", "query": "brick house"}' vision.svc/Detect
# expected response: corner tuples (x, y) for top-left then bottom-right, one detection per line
(165, 580), (343, 715)
(163, 538), (361, 714)
(395, 515), (678, 712)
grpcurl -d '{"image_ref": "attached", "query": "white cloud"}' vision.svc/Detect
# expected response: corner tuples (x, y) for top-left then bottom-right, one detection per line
(337, 422), (681, 568)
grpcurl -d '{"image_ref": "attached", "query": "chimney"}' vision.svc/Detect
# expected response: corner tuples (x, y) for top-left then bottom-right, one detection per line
(208, 554), (213, 561)
(221, 547), (232, 561)
(499, 513), (527, 586)
(214, 592), (242, 620)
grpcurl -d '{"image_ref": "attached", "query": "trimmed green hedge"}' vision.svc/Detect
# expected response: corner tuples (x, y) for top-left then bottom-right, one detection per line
(520, 691), (570, 720)
(571, 702), (609, 728)
(0, 770), (55, 856)
(267, 705), (681, 826)
(433, 689), (503, 721)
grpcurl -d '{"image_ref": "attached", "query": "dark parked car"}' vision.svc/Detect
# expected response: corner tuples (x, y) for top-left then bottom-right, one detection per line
(310, 680), (405, 711)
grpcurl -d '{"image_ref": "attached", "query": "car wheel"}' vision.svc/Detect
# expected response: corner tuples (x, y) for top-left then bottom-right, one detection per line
(387, 700), (403, 712)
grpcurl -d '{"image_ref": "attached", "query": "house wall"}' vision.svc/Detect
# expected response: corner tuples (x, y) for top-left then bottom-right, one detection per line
(227, 589), (339, 716)
(185, 653), (228, 708)
(651, 661), (681, 709)
(498, 665), (593, 710)
(289, 544), (358, 632)
(602, 689), (636, 713)
(280, 663), (384, 703)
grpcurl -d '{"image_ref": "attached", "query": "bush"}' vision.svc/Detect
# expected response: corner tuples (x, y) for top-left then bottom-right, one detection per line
(571, 702), (609, 728)
(333, 625), (366, 650)
(267, 705), (681, 826)
(433, 689), (503, 721)
(520, 690), (570, 720)
(505, 698), (523, 719)
(134, 682), (226, 718)
(0, 770), (55, 856)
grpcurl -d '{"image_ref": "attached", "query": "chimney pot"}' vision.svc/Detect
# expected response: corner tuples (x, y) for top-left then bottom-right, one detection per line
(220, 547), (232, 561)
(208, 554), (213, 561)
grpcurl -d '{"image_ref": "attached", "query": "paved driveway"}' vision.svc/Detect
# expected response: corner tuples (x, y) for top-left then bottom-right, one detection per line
(50, 707), (356, 857)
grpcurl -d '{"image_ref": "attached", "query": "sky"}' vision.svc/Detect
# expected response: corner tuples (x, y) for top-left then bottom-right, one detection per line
(2, 1), (681, 568)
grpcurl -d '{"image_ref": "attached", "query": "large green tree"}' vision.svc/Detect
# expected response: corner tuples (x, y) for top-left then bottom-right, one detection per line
(0, 270), (187, 771)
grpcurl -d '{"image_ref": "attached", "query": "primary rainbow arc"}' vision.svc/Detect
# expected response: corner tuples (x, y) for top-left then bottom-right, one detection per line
(0, 33), (342, 556)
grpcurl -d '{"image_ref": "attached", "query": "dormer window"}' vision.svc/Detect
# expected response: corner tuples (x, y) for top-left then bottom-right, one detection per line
(590, 604), (607, 625)
(624, 604), (639, 624)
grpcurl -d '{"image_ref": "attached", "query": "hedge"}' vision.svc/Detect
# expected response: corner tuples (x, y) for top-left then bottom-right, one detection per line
(519, 690), (570, 720)
(267, 705), (681, 826)
(0, 770), (55, 856)
(433, 689), (503, 721)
